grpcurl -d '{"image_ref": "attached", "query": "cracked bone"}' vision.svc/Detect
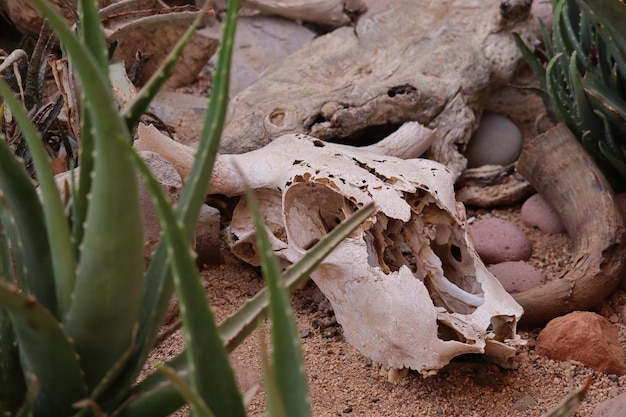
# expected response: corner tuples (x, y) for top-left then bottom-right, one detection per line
(135, 123), (523, 374)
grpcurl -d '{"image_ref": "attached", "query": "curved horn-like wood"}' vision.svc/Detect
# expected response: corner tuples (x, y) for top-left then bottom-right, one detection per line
(513, 124), (626, 325)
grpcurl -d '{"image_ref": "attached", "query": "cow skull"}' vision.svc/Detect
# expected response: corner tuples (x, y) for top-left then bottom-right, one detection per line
(135, 124), (523, 375)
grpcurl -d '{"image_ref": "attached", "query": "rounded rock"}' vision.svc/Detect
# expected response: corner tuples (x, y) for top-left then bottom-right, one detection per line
(536, 311), (626, 375)
(488, 261), (545, 293)
(470, 218), (532, 264)
(465, 112), (523, 168)
(521, 193), (566, 234)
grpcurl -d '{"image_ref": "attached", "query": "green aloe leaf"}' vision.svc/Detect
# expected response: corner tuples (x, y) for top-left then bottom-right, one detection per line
(546, 54), (580, 136)
(106, 0), (241, 406)
(574, 0), (626, 76)
(568, 51), (603, 135)
(77, 0), (109, 72)
(0, 89), (61, 316)
(0, 282), (87, 416)
(30, 0), (145, 390)
(113, 138), (245, 416)
(245, 183), (311, 417)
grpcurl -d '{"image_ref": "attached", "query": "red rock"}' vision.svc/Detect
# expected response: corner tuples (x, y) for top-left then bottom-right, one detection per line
(521, 193), (565, 235)
(488, 261), (545, 293)
(536, 311), (626, 375)
(470, 218), (532, 264)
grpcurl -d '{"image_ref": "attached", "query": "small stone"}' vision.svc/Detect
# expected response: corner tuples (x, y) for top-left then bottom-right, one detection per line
(470, 218), (532, 264)
(511, 394), (538, 411)
(521, 193), (566, 234)
(465, 112), (523, 168)
(300, 328), (311, 338)
(342, 406), (353, 413)
(592, 392), (626, 417)
(536, 311), (626, 375)
(488, 261), (545, 293)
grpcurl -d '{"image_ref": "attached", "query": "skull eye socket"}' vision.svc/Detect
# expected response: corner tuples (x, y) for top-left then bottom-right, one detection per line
(283, 181), (350, 251)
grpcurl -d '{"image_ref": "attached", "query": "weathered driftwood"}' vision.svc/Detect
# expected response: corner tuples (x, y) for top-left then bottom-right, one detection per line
(456, 164), (534, 207)
(513, 124), (626, 326)
(218, 0), (538, 178)
(242, 0), (366, 27)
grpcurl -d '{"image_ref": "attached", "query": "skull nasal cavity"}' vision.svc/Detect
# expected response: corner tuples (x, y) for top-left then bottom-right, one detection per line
(284, 182), (348, 251)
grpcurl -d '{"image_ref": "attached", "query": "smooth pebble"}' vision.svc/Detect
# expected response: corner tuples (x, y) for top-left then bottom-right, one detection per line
(465, 112), (523, 168)
(470, 218), (532, 264)
(521, 193), (565, 234)
(488, 261), (545, 293)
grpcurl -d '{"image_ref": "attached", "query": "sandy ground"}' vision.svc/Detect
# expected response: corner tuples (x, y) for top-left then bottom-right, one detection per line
(145, 74), (626, 417)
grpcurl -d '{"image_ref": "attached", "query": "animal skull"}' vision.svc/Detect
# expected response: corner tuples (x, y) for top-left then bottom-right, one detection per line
(135, 124), (523, 374)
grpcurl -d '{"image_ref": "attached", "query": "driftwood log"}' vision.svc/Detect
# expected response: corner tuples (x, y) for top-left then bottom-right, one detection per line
(514, 124), (626, 326)
(219, 0), (538, 179)
(242, 0), (367, 27)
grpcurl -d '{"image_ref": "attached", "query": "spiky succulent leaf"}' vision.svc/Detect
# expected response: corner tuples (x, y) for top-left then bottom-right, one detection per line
(113, 134), (246, 416)
(517, 0), (626, 187)
(106, 0), (241, 406)
(30, 0), (145, 390)
(0, 282), (87, 416)
(575, 0), (626, 76)
(0, 86), (63, 317)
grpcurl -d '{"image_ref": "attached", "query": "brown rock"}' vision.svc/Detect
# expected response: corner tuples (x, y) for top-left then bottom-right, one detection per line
(536, 311), (626, 375)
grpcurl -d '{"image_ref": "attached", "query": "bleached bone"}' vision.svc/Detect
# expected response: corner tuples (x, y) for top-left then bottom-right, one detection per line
(135, 124), (523, 374)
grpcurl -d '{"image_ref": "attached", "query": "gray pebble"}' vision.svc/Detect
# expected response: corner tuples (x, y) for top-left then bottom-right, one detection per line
(465, 112), (523, 168)
(488, 261), (545, 293)
(521, 193), (566, 235)
(470, 218), (532, 264)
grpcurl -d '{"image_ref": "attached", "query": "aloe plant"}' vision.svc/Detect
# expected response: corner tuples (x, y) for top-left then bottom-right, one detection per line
(515, 0), (626, 189)
(0, 0), (375, 416)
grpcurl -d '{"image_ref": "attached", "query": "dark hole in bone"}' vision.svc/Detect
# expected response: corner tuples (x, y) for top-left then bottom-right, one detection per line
(387, 84), (417, 97)
(437, 320), (470, 343)
(450, 244), (462, 262)
(328, 122), (403, 146)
